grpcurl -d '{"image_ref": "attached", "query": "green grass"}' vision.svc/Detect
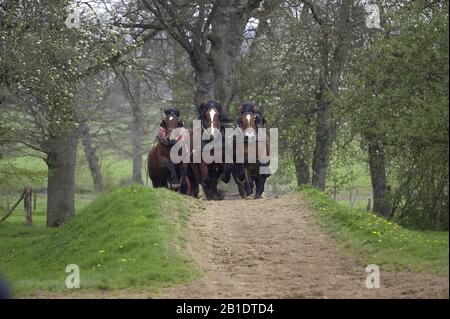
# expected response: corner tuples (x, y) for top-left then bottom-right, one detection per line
(301, 186), (449, 275)
(0, 185), (199, 296)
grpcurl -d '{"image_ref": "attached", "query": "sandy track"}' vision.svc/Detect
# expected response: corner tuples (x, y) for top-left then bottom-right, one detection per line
(159, 194), (448, 299)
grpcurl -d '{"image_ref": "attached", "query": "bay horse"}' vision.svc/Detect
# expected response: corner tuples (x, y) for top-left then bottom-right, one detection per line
(192, 100), (227, 200)
(233, 106), (270, 199)
(147, 109), (189, 194)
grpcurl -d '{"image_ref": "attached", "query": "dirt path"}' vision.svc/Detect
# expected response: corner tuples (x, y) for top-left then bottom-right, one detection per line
(159, 194), (448, 299)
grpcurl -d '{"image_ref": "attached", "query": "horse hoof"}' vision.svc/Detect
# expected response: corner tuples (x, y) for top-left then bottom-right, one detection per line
(170, 183), (181, 190)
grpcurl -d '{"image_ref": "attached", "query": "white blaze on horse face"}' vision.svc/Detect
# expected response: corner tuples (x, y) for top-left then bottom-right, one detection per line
(244, 114), (256, 139)
(209, 108), (217, 136)
(169, 116), (174, 121)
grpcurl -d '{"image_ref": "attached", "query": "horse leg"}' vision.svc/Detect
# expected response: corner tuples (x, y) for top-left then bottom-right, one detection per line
(199, 163), (214, 200)
(190, 176), (199, 198)
(233, 171), (247, 199)
(152, 176), (167, 189)
(221, 164), (232, 183)
(166, 160), (180, 190)
(244, 168), (254, 196)
(208, 165), (221, 200)
(188, 164), (200, 198)
(151, 176), (160, 188)
(179, 163), (188, 194)
(236, 164), (246, 183)
(254, 175), (266, 199)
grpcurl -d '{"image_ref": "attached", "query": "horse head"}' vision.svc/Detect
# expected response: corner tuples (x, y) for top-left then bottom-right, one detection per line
(160, 108), (184, 143)
(238, 112), (259, 140)
(198, 100), (224, 139)
(238, 103), (266, 141)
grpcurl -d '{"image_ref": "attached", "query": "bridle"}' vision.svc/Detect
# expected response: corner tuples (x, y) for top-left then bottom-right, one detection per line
(159, 114), (184, 147)
(238, 112), (259, 132)
(201, 107), (223, 135)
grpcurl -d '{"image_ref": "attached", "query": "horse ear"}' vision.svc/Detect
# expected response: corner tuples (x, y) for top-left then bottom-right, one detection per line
(198, 103), (206, 117)
(178, 120), (184, 128)
(256, 115), (266, 126)
(216, 102), (223, 113)
(216, 102), (225, 120)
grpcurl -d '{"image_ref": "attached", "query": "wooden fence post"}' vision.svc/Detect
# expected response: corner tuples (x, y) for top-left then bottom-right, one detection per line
(24, 187), (32, 226)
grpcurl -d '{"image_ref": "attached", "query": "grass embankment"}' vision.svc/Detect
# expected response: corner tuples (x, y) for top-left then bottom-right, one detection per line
(301, 186), (449, 275)
(0, 186), (199, 296)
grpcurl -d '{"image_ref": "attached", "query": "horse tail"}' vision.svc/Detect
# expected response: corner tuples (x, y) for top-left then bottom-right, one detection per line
(145, 155), (149, 188)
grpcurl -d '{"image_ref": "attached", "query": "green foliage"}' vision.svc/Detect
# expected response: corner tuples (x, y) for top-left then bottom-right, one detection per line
(236, 6), (317, 167)
(300, 186), (449, 274)
(0, 159), (46, 189)
(338, 2), (449, 229)
(3, 147), (136, 193)
(0, 0), (132, 149)
(0, 186), (198, 296)
(326, 139), (369, 197)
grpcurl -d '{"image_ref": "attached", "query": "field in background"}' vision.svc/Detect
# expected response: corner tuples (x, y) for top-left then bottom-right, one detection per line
(5, 147), (138, 193)
(332, 162), (373, 211)
(1, 147), (375, 224)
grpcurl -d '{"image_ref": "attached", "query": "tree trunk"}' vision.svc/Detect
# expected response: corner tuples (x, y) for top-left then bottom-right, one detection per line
(80, 123), (103, 192)
(189, 0), (260, 111)
(131, 76), (144, 185)
(24, 186), (32, 226)
(193, 61), (214, 106)
(312, 98), (332, 191)
(210, 0), (250, 111)
(46, 131), (77, 227)
(368, 140), (391, 217)
(311, 0), (351, 192)
(294, 152), (310, 186)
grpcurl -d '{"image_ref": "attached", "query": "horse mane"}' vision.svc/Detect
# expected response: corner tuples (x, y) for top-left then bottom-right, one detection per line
(164, 108), (181, 118)
(238, 101), (266, 126)
(198, 100), (226, 120)
(239, 101), (258, 114)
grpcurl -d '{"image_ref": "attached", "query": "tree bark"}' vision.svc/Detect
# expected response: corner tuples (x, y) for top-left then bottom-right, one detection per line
(294, 150), (310, 186)
(24, 186), (32, 226)
(190, 0), (263, 111)
(80, 123), (103, 192)
(311, 98), (332, 191)
(131, 76), (144, 185)
(311, 0), (351, 191)
(116, 68), (145, 185)
(193, 60), (214, 106)
(46, 131), (77, 227)
(368, 140), (391, 217)
(210, 0), (251, 111)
